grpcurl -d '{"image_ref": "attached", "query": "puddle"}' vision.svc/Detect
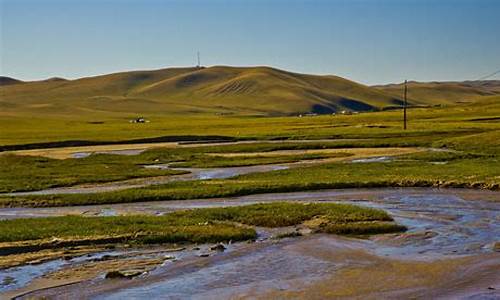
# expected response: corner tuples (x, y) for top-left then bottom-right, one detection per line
(143, 163), (289, 180)
(72, 149), (145, 158)
(351, 156), (391, 163)
(0, 251), (120, 293)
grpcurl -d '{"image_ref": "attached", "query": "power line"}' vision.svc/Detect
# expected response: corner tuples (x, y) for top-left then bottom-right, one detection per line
(476, 68), (500, 81)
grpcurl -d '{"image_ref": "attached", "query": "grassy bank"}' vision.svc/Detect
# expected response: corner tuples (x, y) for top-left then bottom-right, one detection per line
(1, 127), (496, 194)
(0, 144), (354, 193)
(2, 149), (498, 208)
(0, 135), (423, 193)
(0, 203), (404, 253)
(169, 152), (352, 168)
(0, 154), (187, 193)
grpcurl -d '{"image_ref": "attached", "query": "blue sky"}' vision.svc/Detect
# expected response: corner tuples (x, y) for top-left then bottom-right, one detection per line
(1, 0), (499, 84)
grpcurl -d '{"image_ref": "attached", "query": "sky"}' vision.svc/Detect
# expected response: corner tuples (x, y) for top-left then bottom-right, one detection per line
(1, 0), (499, 85)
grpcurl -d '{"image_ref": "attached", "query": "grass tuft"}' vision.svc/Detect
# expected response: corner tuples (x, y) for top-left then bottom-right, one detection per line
(0, 202), (403, 253)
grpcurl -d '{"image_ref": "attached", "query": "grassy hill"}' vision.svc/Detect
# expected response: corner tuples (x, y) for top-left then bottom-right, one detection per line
(2, 66), (499, 117)
(0, 66), (404, 116)
(374, 80), (500, 106)
(0, 76), (24, 86)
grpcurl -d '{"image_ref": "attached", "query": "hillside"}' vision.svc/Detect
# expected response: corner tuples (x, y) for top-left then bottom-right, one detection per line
(2, 66), (498, 117)
(374, 80), (500, 105)
(0, 76), (24, 86)
(0, 66), (404, 116)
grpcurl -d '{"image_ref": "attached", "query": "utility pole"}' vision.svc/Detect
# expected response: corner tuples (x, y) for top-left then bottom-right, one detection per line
(403, 79), (408, 130)
(197, 51), (200, 68)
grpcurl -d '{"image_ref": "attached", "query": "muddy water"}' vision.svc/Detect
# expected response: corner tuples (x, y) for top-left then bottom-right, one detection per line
(2, 188), (499, 299)
(0, 251), (121, 293)
(96, 188), (500, 300)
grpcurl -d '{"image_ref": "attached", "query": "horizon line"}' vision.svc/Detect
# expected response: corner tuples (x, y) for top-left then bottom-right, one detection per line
(2, 64), (499, 86)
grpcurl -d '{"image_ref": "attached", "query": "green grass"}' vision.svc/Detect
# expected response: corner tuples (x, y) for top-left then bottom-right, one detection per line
(0, 202), (403, 246)
(399, 150), (488, 162)
(172, 202), (394, 227)
(169, 153), (352, 168)
(432, 130), (500, 156)
(322, 222), (407, 235)
(1, 95), (499, 200)
(0, 154), (186, 193)
(375, 81), (500, 105)
(1, 118), (497, 194)
(1, 93), (499, 147)
(0, 143), (354, 193)
(2, 150), (498, 208)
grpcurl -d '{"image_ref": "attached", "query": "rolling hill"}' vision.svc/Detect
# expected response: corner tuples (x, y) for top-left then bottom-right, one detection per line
(1, 66), (498, 117)
(0, 66), (404, 116)
(0, 76), (24, 86)
(374, 80), (500, 105)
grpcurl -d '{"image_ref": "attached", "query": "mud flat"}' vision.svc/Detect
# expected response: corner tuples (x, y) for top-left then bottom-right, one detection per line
(3, 139), (366, 160)
(1, 188), (498, 299)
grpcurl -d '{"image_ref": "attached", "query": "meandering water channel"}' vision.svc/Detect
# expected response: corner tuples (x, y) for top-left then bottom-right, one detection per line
(0, 143), (498, 298)
(1, 188), (499, 299)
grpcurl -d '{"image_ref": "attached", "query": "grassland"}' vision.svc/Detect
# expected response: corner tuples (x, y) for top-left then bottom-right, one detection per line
(0, 143), (414, 194)
(0, 144), (357, 193)
(374, 80), (500, 105)
(0, 92), (499, 205)
(1, 95), (499, 147)
(0, 154), (186, 193)
(1, 148), (498, 208)
(0, 98), (499, 205)
(0, 203), (404, 249)
(169, 152), (352, 168)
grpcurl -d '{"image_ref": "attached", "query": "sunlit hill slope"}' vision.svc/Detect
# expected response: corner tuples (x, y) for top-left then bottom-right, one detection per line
(2, 66), (499, 116)
(1, 66), (405, 116)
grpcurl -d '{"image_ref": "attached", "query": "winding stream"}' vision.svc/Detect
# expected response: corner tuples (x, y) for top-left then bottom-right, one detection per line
(1, 164), (289, 197)
(2, 146), (421, 197)
(1, 188), (499, 299)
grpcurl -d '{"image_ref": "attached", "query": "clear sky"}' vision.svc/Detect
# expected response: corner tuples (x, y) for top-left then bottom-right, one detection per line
(1, 0), (499, 84)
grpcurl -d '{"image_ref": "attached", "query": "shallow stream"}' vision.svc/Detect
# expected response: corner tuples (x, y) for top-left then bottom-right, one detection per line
(1, 188), (499, 298)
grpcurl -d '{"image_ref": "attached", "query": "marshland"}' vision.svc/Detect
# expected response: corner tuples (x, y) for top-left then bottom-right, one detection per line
(1, 0), (499, 298)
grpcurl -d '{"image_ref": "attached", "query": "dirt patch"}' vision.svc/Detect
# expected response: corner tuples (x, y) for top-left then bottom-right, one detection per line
(260, 238), (500, 299)
(0, 246), (108, 269)
(207, 147), (424, 167)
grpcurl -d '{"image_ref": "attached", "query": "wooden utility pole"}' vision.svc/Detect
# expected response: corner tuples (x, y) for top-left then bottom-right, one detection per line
(197, 51), (201, 68)
(403, 79), (407, 130)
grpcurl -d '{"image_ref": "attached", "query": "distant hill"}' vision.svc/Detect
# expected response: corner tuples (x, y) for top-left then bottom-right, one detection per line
(42, 77), (68, 83)
(0, 66), (404, 116)
(374, 80), (500, 105)
(1, 66), (498, 116)
(0, 76), (24, 86)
